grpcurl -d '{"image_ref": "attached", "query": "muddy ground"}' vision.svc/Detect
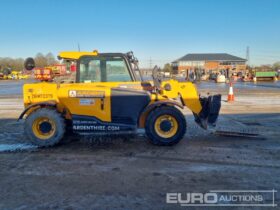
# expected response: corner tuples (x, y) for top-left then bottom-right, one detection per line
(0, 80), (280, 209)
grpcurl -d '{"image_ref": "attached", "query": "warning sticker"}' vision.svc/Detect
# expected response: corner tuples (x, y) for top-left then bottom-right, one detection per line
(69, 90), (104, 98)
(69, 90), (77, 97)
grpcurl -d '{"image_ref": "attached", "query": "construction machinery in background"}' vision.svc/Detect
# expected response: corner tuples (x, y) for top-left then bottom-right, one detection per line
(252, 69), (278, 81)
(0, 68), (12, 79)
(34, 67), (52, 81)
(0, 68), (30, 80)
(8, 71), (29, 79)
(34, 64), (69, 81)
(19, 51), (221, 147)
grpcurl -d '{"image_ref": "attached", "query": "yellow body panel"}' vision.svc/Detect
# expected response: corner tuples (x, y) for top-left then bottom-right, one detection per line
(24, 82), (143, 122)
(23, 83), (59, 105)
(161, 80), (202, 114)
(57, 85), (112, 122)
(23, 80), (203, 124)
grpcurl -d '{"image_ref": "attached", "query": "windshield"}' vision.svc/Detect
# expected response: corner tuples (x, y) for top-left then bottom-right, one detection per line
(79, 56), (132, 83)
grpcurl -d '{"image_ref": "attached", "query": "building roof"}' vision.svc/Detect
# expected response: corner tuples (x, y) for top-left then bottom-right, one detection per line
(174, 53), (246, 62)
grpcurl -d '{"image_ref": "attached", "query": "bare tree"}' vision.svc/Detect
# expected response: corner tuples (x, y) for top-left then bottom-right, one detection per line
(163, 63), (172, 73)
(46, 52), (57, 65)
(34, 53), (48, 68)
(0, 57), (24, 71)
(273, 62), (280, 70)
(0, 53), (58, 72)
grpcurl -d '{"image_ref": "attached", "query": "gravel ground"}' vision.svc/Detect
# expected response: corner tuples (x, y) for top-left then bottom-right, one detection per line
(0, 80), (279, 209)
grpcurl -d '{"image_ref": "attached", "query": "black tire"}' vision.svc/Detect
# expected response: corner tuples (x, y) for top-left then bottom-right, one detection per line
(145, 106), (186, 146)
(3, 68), (11, 76)
(59, 120), (78, 145)
(24, 108), (65, 147)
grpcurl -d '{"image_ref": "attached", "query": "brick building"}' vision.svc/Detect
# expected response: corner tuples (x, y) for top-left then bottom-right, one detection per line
(172, 53), (247, 76)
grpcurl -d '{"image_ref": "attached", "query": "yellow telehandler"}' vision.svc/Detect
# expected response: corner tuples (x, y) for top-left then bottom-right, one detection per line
(19, 51), (221, 147)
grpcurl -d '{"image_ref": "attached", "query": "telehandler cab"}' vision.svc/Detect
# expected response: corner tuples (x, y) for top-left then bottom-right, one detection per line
(19, 51), (221, 147)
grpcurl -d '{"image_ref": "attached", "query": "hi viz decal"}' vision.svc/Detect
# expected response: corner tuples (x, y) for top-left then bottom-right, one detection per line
(69, 90), (105, 98)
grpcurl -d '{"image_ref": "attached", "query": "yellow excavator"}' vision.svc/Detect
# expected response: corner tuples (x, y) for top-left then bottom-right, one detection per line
(19, 51), (221, 147)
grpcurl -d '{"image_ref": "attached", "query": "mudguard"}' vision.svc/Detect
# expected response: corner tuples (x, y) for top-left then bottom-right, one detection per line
(18, 101), (57, 121)
(141, 100), (184, 114)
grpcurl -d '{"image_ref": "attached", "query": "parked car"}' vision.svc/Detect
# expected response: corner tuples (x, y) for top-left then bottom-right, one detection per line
(209, 73), (217, 80)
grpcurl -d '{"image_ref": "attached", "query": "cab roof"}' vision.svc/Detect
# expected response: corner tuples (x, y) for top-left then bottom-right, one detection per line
(58, 51), (98, 60)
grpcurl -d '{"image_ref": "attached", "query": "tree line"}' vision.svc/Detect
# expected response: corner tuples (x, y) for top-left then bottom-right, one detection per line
(0, 53), (57, 72)
(1, 53), (279, 73)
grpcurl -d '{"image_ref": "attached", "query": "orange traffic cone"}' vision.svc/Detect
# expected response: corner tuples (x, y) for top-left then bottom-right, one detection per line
(227, 82), (234, 102)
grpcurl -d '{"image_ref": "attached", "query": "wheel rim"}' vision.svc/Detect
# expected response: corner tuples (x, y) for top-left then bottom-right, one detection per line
(154, 114), (178, 138)
(32, 117), (56, 140)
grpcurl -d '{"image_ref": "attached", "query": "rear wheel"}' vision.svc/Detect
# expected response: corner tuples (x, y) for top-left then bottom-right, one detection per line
(24, 108), (65, 147)
(145, 106), (186, 146)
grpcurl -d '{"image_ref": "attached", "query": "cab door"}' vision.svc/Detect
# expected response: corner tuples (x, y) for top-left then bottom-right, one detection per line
(59, 55), (135, 123)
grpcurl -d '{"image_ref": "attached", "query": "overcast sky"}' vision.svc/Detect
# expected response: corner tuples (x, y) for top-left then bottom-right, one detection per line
(0, 0), (279, 67)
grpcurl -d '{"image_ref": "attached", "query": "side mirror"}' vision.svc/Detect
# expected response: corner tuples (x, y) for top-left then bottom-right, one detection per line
(126, 51), (133, 60)
(24, 57), (35, 71)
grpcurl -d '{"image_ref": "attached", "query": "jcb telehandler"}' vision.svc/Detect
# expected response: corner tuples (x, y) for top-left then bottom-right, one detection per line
(19, 51), (221, 147)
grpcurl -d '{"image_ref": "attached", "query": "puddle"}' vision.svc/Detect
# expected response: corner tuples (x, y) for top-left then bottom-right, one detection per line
(0, 143), (38, 152)
(242, 122), (261, 126)
(197, 81), (280, 89)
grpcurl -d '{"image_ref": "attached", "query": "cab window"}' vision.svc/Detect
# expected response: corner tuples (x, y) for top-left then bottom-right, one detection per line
(106, 59), (131, 82)
(79, 56), (132, 83)
(80, 59), (101, 82)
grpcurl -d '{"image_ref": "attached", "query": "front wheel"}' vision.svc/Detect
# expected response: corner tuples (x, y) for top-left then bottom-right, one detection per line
(24, 108), (65, 147)
(145, 106), (186, 146)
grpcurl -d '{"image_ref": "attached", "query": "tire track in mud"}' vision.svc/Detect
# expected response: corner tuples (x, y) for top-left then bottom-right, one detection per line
(128, 154), (280, 169)
(0, 132), (23, 141)
(1, 149), (279, 171)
